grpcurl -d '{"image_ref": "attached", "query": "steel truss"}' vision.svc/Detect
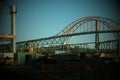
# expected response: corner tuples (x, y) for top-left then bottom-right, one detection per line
(0, 16), (120, 54)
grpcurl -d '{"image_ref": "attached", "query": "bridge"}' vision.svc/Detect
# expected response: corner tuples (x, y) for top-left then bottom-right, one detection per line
(0, 16), (120, 54)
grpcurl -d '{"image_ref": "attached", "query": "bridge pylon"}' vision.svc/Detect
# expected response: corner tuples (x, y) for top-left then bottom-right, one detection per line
(95, 19), (100, 53)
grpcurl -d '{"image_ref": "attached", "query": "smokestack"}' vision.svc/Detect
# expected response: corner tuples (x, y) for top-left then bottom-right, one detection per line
(11, 5), (17, 53)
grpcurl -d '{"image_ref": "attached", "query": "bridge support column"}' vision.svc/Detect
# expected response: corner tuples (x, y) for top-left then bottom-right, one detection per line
(95, 20), (100, 53)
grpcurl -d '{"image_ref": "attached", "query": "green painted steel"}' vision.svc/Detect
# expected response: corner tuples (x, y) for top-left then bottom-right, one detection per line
(14, 53), (36, 65)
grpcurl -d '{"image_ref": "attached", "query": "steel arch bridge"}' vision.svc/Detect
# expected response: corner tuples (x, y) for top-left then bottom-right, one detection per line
(1, 16), (120, 54)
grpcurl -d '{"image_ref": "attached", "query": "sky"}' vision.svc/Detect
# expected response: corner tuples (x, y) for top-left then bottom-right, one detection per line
(0, 0), (120, 43)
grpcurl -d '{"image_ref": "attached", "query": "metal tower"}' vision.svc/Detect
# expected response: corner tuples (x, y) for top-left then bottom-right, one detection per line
(0, 5), (17, 53)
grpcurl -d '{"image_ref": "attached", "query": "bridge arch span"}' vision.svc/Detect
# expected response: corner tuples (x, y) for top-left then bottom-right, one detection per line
(53, 16), (120, 53)
(56, 16), (120, 38)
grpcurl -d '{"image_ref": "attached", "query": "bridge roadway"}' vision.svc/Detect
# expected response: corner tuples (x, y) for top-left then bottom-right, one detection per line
(17, 30), (120, 43)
